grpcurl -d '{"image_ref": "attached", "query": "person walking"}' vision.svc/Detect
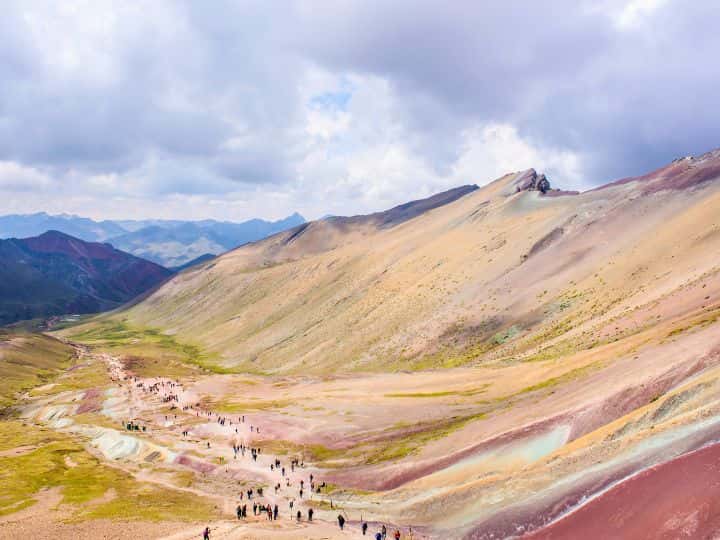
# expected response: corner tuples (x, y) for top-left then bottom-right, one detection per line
(202, 526), (210, 540)
(308, 508), (314, 522)
(338, 514), (345, 530)
(362, 522), (368, 535)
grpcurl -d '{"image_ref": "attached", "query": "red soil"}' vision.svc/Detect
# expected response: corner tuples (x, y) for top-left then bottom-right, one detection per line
(76, 387), (102, 414)
(526, 441), (720, 540)
(174, 453), (216, 474)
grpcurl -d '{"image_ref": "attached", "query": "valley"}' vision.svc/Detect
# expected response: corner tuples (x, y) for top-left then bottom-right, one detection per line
(2, 151), (720, 538)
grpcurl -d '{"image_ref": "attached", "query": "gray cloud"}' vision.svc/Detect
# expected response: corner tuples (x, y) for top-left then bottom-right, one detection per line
(0, 0), (718, 219)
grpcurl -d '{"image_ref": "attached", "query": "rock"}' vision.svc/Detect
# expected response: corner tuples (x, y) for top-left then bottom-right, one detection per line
(515, 170), (551, 194)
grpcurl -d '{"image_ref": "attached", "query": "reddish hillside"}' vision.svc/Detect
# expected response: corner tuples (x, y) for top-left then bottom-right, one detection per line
(0, 231), (173, 324)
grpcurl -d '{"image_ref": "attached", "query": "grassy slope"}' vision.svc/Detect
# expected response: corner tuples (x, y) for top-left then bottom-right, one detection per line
(60, 318), (221, 377)
(0, 330), (75, 409)
(0, 330), (220, 523)
(0, 420), (219, 521)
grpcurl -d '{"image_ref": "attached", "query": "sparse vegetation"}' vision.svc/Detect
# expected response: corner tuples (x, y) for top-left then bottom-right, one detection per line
(61, 319), (231, 374)
(0, 421), (219, 521)
(0, 331), (75, 409)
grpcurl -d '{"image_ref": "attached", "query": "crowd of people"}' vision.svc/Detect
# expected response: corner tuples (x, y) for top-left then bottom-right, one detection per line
(119, 370), (416, 539)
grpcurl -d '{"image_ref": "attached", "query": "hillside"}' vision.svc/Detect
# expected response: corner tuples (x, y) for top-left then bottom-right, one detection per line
(0, 231), (173, 325)
(54, 151), (720, 538)
(78, 151), (720, 376)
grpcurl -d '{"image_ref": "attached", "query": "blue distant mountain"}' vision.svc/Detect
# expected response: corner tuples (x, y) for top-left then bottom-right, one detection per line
(0, 212), (305, 267)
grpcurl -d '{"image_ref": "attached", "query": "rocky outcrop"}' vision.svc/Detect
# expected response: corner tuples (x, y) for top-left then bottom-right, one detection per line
(515, 169), (551, 194)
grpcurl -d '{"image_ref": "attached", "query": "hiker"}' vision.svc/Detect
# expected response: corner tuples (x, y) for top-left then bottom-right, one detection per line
(236, 505), (242, 520)
(267, 506), (272, 521)
(308, 508), (314, 522)
(273, 504), (279, 520)
(242, 504), (247, 518)
(362, 522), (368, 535)
(253, 502), (257, 515)
(338, 514), (345, 530)
(203, 526), (210, 540)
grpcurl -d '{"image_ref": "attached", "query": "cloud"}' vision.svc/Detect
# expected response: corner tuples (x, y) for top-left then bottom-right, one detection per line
(0, 1), (718, 220)
(0, 162), (51, 191)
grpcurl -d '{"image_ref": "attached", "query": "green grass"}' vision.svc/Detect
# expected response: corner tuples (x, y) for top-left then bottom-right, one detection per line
(202, 396), (293, 414)
(61, 319), (231, 375)
(385, 385), (490, 398)
(362, 411), (486, 464)
(0, 420), (219, 521)
(30, 357), (111, 397)
(510, 361), (603, 397)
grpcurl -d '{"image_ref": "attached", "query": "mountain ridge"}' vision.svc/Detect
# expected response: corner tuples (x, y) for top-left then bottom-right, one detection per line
(0, 212), (306, 267)
(0, 231), (173, 325)
(84, 149), (720, 375)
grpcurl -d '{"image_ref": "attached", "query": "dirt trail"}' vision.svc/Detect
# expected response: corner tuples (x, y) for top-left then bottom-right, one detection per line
(20, 348), (411, 539)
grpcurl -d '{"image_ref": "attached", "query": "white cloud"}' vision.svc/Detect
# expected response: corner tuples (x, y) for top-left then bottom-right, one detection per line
(0, 161), (51, 191)
(0, 1), (717, 222)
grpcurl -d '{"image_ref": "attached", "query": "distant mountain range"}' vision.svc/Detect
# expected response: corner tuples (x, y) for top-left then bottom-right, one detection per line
(0, 230), (173, 325)
(0, 212), (305, 267)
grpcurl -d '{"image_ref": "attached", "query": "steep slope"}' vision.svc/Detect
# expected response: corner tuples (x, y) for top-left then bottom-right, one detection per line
(86, 151), (720, 376)
(0, 329), (74, 408)
(170, 253), (216, 272)
(0, 231), (173, 325)
(52, 150), (720, 538)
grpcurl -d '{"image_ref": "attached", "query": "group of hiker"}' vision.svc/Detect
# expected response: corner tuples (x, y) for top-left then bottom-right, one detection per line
(123, 420), (146, 432)
(121, 371), (416, 539)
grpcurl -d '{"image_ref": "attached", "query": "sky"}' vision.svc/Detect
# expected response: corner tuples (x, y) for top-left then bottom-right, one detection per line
(0, 0), (718, 221)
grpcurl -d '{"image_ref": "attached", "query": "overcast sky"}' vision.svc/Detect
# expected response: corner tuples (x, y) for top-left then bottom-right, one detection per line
(0, 0), (718, 221)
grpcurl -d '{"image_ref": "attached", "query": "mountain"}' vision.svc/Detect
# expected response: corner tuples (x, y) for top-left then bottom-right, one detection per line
(0, 212), (126, 242)
(0, 231), (173, 325)
(107, 213), (306, 267)
(0, 211), (307, 268)
(54, 150), (720, 537)
(93, 150), (720, 375)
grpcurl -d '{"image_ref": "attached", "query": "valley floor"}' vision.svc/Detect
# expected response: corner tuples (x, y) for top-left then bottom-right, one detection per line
(4, 317), (720, 539)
